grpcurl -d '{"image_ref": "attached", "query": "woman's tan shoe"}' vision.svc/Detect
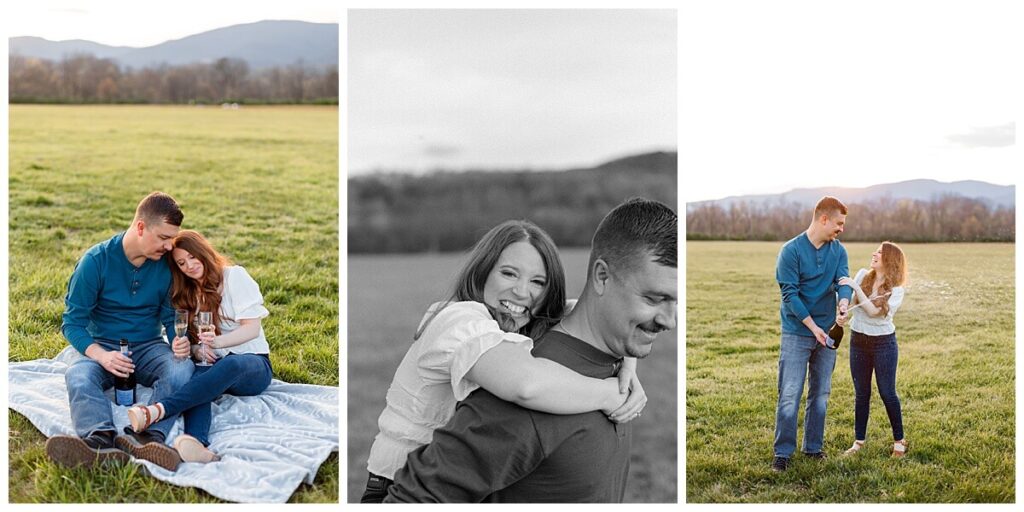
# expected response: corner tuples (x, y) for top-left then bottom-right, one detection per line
(843, 440), (866, 456)
(174, 434), (221, 464)
(126, 403), (164, 432)
(891, 439), (909, 458)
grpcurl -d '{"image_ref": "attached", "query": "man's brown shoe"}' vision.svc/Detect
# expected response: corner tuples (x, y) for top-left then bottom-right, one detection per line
(46, 433), (129, 468)
(115, 431), (181, 471)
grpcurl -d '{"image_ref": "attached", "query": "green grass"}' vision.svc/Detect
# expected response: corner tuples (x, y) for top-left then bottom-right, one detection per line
(347, 250), (678, 502)
(8, 104), (339, 503)
(686, 241), (1014, 503)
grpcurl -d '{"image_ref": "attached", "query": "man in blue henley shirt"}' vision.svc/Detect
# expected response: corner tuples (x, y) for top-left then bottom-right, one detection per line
(46, 192), (194, 471)
(771, 196), (853, 472)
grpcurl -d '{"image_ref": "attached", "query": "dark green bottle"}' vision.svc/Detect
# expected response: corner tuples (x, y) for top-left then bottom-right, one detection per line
(114, 339), (136, 406)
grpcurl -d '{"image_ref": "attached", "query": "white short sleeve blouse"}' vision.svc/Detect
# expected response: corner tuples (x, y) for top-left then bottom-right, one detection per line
(849, 268), (905, 336)
(366, 301), (532, 479)
(214, 265), (270, 356)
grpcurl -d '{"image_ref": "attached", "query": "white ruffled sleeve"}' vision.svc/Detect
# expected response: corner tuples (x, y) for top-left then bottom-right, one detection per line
(415, 302), (533, 401)
(225, 266), (270, 320)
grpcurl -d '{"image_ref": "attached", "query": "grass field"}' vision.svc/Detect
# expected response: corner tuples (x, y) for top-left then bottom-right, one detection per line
(347, 249), (678, 502)
(8, 104), (339, 503)
(686, 241), (1014, 503)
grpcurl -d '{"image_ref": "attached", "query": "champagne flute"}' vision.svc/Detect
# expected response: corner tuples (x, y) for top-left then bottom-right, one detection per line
(174, 309), (190, 360)
(196, 311), (214, 367)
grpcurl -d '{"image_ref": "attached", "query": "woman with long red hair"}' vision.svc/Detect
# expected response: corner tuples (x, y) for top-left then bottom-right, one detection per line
(124, 230), (273, 467)
(837, 241), (909, 458)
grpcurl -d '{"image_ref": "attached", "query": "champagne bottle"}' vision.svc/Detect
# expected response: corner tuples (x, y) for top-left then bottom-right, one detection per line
(114, 339), (136, 406)
(825, 322), (844, 350)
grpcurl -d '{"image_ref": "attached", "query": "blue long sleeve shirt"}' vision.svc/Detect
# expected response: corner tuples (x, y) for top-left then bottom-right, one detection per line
(61, 231), (176, 354)
(776, 232), (853, 336)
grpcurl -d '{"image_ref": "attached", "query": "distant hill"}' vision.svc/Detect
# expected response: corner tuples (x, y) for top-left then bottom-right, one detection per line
(686, 179), (1014, 242)
(349, 151), (678, 253)
(688, 179), (1014, 210)
(8, 37), (132, 61)
(9, 20), (338, 69)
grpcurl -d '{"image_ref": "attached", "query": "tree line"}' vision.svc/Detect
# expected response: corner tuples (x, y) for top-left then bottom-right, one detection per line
(687, 195), (1014, 242)
(9, 54), (338, 104)
(348, 152), (677, 253)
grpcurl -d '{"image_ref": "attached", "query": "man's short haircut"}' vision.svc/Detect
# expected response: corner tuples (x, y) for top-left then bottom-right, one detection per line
(813, 196), (848, 220)
(134, 191), (183, 227)
(588, 197), (677, 280)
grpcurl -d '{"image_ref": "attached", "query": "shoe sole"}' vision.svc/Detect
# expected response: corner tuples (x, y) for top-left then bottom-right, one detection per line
(126, 408), (145, 432)
(115, 435), (181, 471)
(173, 436), (221, 464)
(45, 436), (129, 468)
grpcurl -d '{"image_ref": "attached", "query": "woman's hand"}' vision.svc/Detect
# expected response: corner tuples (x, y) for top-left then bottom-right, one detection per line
(198, 330), (217, 348)
(838, 276), (855, 287)
(607, 370), (647, 423)
(191, 343), (219, 364)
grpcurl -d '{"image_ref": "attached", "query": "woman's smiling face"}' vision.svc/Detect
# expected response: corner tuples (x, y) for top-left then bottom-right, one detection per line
(482, 241), (547, 331)
(870, 245), (883, 271)
(173, 247), (205, 281)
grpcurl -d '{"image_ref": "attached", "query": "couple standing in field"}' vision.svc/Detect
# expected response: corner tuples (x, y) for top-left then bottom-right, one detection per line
(46, 192), (274, 471)
(772, 196), (910, 472)
(361, 198), (678, 503)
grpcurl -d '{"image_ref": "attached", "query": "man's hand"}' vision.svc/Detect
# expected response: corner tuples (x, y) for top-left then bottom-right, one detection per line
(95, 349), (134, 378)
(811, 325), (828, 346)
(171, 336), (191, 359)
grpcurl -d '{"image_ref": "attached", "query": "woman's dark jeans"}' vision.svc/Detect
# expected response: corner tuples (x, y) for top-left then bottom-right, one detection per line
(849, 330), (904, 441)
(159, 353), (273, 446)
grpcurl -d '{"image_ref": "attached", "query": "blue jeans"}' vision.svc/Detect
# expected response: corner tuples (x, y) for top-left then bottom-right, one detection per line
(160, 353), (273, 446)
(774, 332), (837, 457)
(65, 338), (195, 439)
(849, 330), (904, 441)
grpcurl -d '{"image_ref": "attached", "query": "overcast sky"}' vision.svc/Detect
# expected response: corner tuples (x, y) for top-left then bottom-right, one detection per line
(348, 9), (677, 174)
(5, 0), (338, 47)
(680, 1), (1017, 202)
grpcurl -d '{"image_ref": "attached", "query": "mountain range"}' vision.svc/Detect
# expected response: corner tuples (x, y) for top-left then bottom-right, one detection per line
(688, 179), (1015, 210)
(9, 20), (337, 69)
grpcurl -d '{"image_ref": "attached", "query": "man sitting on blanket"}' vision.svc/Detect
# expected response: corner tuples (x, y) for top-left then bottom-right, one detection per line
(45, 192), (195, 471)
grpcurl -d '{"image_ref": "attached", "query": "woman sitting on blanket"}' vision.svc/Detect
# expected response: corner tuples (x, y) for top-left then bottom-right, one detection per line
(126, 230), (273, 464)
(361, 219), (647, 502)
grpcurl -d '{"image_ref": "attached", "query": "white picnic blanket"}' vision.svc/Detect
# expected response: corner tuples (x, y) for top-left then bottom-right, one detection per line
(8, 347), (338, 503)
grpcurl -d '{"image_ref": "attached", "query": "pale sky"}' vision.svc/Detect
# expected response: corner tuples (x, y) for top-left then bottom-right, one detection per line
(680, 1), (1018, 203)
(5, 0), (338, 47)
(348, 9), (677, 174)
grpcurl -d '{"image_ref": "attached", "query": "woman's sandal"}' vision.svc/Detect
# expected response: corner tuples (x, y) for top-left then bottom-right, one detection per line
(892, 439), (909, 458)
(127, 403), (165, 432)
(843, 440), (866, 456)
